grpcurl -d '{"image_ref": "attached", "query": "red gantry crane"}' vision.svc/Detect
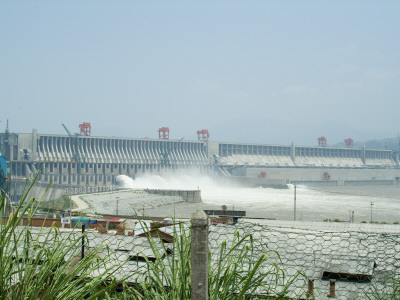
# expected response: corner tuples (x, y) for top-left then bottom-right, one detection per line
(79, 122), (91, 136)
(197, 129), (210, 141)
(318, 136), (327, 147)
(344, 138), (353, 148)
(158, 127), (170, 140)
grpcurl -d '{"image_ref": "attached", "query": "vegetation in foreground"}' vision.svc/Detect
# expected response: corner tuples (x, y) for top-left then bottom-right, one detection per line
(2, 177), (400, 299)
(1, 176), (306, 299)
(1, 177), (130, 299)
(35, 195), (72, 215)
(32, 176), (400, 300)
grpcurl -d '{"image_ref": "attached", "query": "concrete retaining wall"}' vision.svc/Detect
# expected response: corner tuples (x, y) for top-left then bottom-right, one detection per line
(144, 189), (201, 203)
(19, 184), (65, 203)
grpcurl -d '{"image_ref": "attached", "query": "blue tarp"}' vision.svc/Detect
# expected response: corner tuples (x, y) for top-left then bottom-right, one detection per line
(0, 156), (6, 192)
(71, 218), (90, 227)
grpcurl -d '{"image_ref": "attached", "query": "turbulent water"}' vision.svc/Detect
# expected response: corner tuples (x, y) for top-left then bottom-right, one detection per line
(116, 174), (400, 223)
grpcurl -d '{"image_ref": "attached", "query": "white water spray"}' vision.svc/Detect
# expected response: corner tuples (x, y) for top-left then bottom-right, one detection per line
(115, 174), (400, 222)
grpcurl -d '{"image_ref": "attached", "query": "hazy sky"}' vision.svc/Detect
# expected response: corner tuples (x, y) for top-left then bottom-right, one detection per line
(1, 1), (399, 146)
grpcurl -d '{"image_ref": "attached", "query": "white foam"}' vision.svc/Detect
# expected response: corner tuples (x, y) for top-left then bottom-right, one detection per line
(115, 174), (400, 222)
(116, 173), (219, 190)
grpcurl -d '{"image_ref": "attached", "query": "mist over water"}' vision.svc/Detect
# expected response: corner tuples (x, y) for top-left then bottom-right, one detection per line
(116, 174), (400, 223)
(116, 173), (218, 190)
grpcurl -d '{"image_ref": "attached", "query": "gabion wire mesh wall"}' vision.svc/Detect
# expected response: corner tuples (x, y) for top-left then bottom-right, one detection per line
(13, 219), (400, 299)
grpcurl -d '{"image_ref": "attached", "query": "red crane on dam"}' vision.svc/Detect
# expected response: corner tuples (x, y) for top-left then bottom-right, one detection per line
(197, 129), (210, 141)
(344, 138), (354, 148)
(318, 136), (327, 147)
(158, 127), (170, 140)
(79, 122), (92, 136)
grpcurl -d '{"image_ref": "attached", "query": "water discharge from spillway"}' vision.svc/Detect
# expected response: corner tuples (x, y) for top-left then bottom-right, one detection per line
(116, 174), (400, 223)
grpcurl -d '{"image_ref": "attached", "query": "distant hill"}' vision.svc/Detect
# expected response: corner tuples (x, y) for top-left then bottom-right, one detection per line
(333, 137), (400, 151)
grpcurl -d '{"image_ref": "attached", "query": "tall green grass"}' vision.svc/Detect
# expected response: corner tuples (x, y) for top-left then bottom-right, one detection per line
(0, 176), (131, 299)
(125, 221), (304, 299)
(208, 232), (302, 299)
(1, 176), (303, 299)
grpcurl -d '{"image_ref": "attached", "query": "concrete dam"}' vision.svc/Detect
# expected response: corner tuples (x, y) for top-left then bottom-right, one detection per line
(1, 129), (399, 201)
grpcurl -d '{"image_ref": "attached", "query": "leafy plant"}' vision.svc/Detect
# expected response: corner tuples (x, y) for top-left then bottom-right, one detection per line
(209, 231), (303, 299)
(128, 221), (192, 299)
(1, 174), (302, 299)
(0, 174), (132, 299)
(127, 220), (304, 299)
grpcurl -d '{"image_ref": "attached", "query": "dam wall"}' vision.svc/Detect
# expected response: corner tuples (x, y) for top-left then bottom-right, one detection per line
(216, 142), (396, 168)
(1, 130), (399, 200)
(14, 132), (209, 165)
(234, 167), (400, 185)
(1, 131), (211, 194)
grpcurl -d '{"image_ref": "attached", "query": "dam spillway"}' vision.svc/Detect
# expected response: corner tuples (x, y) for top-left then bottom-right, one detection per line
(1, 129), (399, 202)
(34, 134), (208, 165)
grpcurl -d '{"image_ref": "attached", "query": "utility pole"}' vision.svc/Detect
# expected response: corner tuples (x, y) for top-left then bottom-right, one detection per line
(370, 202), (374, 223)
(116, 197), (119, 215)
(294, 185), (297, 221)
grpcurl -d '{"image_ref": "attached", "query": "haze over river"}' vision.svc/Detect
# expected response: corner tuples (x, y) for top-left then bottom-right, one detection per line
(117, 174), (400, 223)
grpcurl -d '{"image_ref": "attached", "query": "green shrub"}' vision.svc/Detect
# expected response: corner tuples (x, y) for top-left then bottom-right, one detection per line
(36, 195), (72, 213)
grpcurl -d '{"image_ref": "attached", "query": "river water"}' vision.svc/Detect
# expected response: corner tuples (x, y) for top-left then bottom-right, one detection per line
(117, 174), (400, 223)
